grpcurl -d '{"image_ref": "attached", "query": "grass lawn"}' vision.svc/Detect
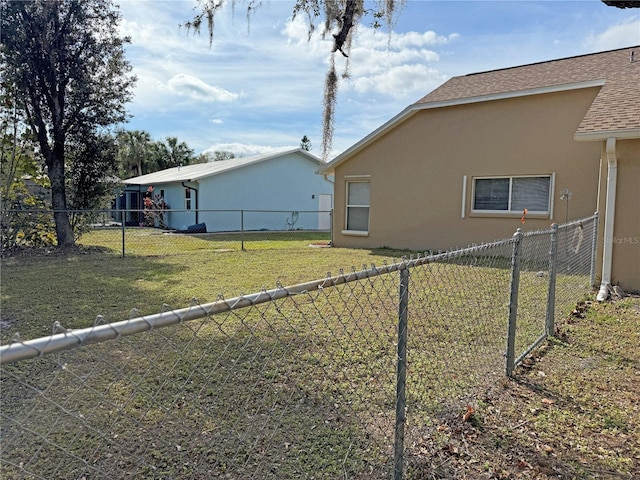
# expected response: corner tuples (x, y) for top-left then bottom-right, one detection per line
(1, 231), (636, 479)
(1, 233), (417, 479)
(405, 296), (640, 479)
(1, 229), (406, 342)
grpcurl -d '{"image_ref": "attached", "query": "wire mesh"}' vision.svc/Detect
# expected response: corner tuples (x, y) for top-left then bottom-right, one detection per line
(1, 284), (397, 479)
(1, 209), (332, 257)
(514, 228), (556, 361)
(553, 217), (597, 323)
(400, 241), (514, 472)
(0, 214), (598, 479)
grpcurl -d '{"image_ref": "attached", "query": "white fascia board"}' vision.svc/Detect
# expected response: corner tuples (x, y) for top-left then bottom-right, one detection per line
(320, 79), (606, 175)
(319, 106), (421, 175)
(574, 128), (640, 142)
(422, 79), (605, 111)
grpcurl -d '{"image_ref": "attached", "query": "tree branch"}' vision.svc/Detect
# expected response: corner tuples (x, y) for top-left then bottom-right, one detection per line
(332, 0), (359, 57)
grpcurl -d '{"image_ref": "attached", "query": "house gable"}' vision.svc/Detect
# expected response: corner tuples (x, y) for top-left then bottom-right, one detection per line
(331, 86), (603, 250)
(326, 46), (640, 292)
(119, 148), (332, 232)
(321, 46), (640, 176)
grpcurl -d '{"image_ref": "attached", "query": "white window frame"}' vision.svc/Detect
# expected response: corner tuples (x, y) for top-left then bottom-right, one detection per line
(471, 174), (553, 216)
(185, 187), (192, 210)
(342, 178), (370, 236)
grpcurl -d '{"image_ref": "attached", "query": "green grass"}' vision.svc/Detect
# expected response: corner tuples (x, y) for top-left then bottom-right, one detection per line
(1, 230), (404, 341)
(81, 227), (335, 256)
(1, 232), (419, 479)
(404, 296), (640, 479)
(0, 230), (612, 479)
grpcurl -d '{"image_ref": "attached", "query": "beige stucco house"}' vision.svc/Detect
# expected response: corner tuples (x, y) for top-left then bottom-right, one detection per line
(320, 46), (640, 295)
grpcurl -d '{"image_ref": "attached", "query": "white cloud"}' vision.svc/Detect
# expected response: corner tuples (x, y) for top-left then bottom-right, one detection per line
(282, 14), (328, 52)
(327, 24), (457, 100)
(279, 15), (457, 100)
(209, 118), (224, 124)
(349, 63), (447, 98)
(585, 16), (640, 51)
(360, 29), (458, 50)
(202, 143), (296, 158)
(347, 46), (440, 77)
(168, 74), (239, 102)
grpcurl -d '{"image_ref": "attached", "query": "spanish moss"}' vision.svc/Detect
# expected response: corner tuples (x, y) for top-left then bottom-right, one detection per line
(187, 0), (406, 160)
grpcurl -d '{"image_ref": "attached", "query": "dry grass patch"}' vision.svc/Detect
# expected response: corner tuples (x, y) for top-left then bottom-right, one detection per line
(405, 295), (640, 479)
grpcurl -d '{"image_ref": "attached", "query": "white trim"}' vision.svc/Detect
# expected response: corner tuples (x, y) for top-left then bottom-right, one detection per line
(461, 175), (467, 219)
(549, 172), (556, 221)
(574, 128), (640, 142)
(597, 137), (618, 301)
(341, 230), (369, 237)
(417, 79), (605, 112)
(320, 79), (607, 175)
(344, 179), (371, 234)
(470, 174), (553, 216)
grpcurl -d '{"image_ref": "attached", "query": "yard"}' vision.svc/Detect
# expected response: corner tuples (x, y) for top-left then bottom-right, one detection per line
(1, 230), (638, 479)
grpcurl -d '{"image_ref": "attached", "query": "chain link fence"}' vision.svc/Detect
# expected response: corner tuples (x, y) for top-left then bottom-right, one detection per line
(1, 209), (332, 255)
(0, 214), (597, 479)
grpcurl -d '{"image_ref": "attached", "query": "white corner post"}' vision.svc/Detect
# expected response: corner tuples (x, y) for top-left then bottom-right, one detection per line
(461, 175), (467, 218)
(597, 137), (618, 302)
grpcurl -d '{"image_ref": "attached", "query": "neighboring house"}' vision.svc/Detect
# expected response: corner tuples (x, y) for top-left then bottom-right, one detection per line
(320, 46), (640, 295)
(120, 148), (333, 232)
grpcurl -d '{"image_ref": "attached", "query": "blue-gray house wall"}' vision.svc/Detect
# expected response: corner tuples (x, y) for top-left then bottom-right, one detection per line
(122, 151), (333, 232)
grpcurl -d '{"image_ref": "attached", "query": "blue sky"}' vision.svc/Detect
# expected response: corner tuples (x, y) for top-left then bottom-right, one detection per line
(117, 1), (640, 159)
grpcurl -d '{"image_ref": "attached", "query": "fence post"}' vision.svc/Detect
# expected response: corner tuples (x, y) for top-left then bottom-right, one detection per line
(394, 266), (409, 480)
(330, 209), (333, 246)
(241, 210), (245, 251)
(120, 209), (125, 258)
(545, 224), (559, 337)
(590, 212), (599, 287)
(505, 228), (523, 377)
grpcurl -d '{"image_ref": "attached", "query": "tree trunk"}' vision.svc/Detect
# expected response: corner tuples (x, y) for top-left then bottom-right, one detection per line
(48, 144), (75, 247)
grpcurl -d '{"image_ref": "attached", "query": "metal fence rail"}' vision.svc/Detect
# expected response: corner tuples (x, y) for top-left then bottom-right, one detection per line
(1, 209), (333, 255)
(0, 214), (598, 479)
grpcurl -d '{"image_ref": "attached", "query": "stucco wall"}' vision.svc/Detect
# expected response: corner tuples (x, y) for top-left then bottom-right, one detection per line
(611, 138), (640, 292)
(196, 153), (330, 211)
(333, 87), (603, 251)
(144, 153), (332, 232)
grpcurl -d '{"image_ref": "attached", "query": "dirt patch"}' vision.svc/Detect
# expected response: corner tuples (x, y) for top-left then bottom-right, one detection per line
(308, 241), (331, 248)
(1, 244), (112, 258)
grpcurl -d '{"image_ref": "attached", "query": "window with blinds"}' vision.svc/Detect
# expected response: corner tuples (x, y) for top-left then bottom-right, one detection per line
(472, 176), (551, 214)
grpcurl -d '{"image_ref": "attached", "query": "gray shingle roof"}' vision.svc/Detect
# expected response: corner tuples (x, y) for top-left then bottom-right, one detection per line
(320, 46), (640, 175)
(416, 46), (640, 136)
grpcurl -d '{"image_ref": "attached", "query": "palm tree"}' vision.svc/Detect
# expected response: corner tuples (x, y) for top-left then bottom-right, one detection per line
(116, 130), (153, 177)
(155, 137), (194, 170)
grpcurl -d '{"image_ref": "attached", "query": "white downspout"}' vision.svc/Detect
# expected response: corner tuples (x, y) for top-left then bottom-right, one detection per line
(597, 137), (617, 301)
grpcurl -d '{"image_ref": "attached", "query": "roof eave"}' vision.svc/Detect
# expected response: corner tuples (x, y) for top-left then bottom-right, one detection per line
(124, 179), (183, 186)
(574, 128), (640, 142)
(320, 79), (606, 175)
(418, 79), (606, 110)
(124, 148), (324, 185)
(320, 105), (421, 175)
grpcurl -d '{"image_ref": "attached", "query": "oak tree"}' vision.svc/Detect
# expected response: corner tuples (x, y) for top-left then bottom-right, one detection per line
(1, 0), (136, 246)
